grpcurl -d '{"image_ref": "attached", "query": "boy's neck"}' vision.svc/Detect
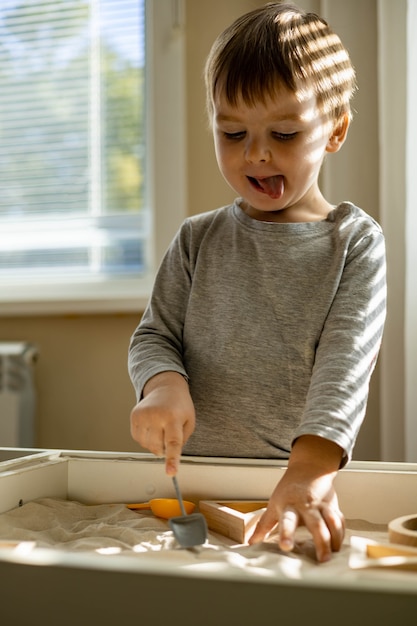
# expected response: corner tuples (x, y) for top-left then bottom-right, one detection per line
(240, 195), (334, 224)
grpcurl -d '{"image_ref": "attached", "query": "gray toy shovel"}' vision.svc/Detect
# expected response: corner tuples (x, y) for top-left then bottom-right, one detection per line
(169, 475), (208, 548)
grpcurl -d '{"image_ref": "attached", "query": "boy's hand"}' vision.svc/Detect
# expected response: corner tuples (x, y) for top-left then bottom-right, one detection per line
(248, 435), (345, 563)
(130, 372), (195, 476)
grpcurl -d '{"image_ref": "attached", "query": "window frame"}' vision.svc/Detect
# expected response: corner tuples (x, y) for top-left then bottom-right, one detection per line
(377, 0), (417, 461)
(0, 0), (186, 316)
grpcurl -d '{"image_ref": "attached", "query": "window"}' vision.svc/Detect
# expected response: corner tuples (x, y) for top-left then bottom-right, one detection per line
(0, 0), (186, 314)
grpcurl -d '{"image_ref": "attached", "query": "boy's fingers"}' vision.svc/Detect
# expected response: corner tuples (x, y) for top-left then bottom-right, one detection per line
(248, 508), (279, 544)
(164, 426), (184, 476)
(277, 508), (298, 552)
(300, 507), (344, 562)
(164, 415), (196, 475)
(321, 506), (345, 552)
(304, 512), (332, 562)
(165, 444), (182, 475)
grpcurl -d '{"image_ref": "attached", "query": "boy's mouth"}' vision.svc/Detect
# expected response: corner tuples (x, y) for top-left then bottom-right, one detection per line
(248, 175), (284, 199)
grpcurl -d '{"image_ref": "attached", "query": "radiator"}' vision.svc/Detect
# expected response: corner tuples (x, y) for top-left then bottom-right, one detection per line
(0, 342), (38, 447)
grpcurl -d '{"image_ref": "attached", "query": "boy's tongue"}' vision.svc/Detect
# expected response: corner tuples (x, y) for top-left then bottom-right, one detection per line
(256, 175), (284, 199)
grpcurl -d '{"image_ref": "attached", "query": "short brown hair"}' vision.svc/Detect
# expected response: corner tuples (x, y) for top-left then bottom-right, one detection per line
(205, 2), (356, 122)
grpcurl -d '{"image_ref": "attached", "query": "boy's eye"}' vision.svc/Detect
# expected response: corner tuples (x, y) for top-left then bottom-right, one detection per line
(272, 131), (298, 141)
(223, 131), (246, 140)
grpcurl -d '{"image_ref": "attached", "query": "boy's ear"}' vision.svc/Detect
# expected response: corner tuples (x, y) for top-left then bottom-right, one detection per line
(326, 113), (350, 153)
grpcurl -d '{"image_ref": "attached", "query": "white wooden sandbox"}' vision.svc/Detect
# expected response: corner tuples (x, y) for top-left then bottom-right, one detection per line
(0, 448), (417, 625)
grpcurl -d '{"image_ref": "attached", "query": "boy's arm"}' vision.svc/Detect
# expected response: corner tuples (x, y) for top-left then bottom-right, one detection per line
(295, 227), (386, 463)
(249, 434), (344, 563)
(128, 221), (192, 404)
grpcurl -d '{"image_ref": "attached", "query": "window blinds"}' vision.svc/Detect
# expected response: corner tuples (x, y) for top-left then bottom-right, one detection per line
(0, 0), (146, 284)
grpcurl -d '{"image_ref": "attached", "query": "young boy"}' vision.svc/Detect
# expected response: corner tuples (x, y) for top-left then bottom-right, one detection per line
(128, 3), (386, 562)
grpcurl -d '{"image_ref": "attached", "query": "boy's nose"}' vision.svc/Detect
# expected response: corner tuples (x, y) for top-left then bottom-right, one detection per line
(244, 138), (272, 163)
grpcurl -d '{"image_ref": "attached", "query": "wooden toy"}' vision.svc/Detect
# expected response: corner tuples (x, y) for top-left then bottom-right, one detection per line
(199, 500), (268, 543)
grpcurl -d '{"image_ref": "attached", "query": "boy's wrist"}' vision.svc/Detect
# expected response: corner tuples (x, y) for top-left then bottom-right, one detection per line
(143, 371), (188, 396)
(289, 435), (343, 473)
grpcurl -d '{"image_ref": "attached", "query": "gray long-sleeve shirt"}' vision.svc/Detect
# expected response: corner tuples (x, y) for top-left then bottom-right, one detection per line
(128, 200), (386, 462)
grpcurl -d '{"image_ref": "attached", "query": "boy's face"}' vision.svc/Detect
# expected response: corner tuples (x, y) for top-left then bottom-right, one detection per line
(211, 86), (345, 222)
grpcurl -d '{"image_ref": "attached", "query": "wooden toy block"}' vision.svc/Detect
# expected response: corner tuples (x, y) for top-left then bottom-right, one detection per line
(199, 500), (268, 543)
